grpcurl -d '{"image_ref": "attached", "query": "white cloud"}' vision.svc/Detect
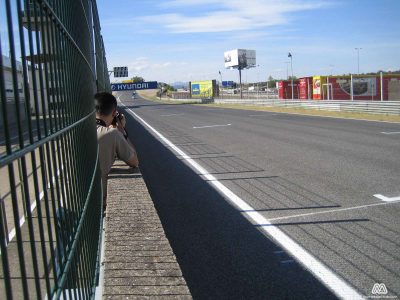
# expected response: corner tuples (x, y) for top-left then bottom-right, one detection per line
(123, 57), (174, 73)
(143, 0), (332, 33)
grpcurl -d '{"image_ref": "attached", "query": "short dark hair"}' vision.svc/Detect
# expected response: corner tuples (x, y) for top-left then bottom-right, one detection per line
(94, 92), (117, 116)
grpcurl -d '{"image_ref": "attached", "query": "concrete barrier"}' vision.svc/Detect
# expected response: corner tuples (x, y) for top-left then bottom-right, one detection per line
(101, 162), (192, 299)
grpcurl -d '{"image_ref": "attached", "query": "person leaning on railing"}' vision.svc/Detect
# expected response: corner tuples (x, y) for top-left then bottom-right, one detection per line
(94, 92), (139, 210)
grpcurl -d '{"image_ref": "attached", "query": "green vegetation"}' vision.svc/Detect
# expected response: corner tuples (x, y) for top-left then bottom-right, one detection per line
(156, 82), (176, 97)
(130, 76), (145, 82)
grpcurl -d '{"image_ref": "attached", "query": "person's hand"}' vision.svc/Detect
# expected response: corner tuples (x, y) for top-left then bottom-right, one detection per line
(118, 113), (127, 128)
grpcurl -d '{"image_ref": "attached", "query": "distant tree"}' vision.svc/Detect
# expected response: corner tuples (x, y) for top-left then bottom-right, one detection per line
(156, 82), (176, 97)
(267, 75), (278, 88)
(131, 76), (144, 82)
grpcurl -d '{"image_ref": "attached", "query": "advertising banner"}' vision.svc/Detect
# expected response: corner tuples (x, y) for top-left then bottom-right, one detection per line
(312, 76), (326, 100)
(191, 80), (214, 98)
(111, 81), (158, 91)
(337, 77), (376, 96)
(222, 81), (235, 88)
(224, 49), (239, 68)
(224, 49), (256, 69)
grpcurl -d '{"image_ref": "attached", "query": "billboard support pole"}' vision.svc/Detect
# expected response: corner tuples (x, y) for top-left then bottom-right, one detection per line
(219, 71), (223, 99)
(380, 72), (383, 101)
(239, 68), (243, 99)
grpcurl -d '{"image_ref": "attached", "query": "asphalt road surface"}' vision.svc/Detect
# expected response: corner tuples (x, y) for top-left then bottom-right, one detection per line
(115, 91), (400, 300)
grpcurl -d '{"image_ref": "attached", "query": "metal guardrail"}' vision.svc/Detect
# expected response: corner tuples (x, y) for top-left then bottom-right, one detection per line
(214, 99), (400, 115)
(1, 0), (109, 298)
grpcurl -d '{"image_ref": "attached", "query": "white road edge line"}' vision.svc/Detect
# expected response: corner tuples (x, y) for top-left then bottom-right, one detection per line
(193, 124), (231, 129)
(118, 97), (363, 300)
(381, 131), (400, 135)
(374, 194), (400, 202)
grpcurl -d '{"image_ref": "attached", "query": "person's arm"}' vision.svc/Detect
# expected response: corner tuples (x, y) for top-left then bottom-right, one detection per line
(114, 128), (139, 168)
(115, 113), (128, 138)
(119, 114), (138, 167)
(126, 152), (139, 168)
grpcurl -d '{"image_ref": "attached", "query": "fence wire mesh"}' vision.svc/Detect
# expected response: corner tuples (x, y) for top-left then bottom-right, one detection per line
(0, 0), (109, 298)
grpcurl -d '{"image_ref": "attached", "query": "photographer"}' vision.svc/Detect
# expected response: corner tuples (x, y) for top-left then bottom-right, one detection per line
(95, 92), (139, 210)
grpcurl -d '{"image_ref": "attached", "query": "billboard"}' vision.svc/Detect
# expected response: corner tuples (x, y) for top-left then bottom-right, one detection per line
(111, 81), (158, 91)
(337, 77), (376, 96)
(190, 80), (216, 98)
(312, 76), (327, 100)
(224, 49), (256, 69)
(222, 81), (235, 88)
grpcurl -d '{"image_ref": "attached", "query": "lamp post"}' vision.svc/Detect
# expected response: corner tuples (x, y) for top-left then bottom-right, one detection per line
(355, 47), (362, 74)
(219, 70), (223, 99)
(288, 52), (294, 99)
(284, 61), (290, 80)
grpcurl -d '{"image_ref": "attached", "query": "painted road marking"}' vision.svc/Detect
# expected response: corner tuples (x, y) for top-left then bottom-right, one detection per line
(193, 124), (231, 129)
(374, 194), (400, 202)
(381, 131), (400, 135)
(280, 259), (295, 264)
(249, 114), (278, 117)
(267, 200), (400, 223)
(119, 96), (363, 300)
(161, 113), (185, 117)
(4, 165), (64, 248)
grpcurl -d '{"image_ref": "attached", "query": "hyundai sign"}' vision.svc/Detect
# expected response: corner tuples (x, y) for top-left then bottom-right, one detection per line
(111, 81), (158, 91)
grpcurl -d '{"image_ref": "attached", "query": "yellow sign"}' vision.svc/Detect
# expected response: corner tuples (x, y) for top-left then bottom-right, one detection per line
(191, 80), (214, 98)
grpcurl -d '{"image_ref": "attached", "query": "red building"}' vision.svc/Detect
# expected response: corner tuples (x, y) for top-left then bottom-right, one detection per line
(312, 75), (400, 101)
(278, 80), (300, 99)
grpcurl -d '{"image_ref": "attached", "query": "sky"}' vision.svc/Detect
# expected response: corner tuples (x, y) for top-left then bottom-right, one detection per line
(97, 0), (400, 84)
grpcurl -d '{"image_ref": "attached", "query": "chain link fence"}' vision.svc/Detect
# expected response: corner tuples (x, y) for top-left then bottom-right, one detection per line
(0, 0), (110, 298)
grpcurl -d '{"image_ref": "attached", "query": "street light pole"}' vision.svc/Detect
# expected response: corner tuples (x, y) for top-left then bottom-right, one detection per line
(284, 61), (289, 80)
(219, 70), (223, 99)
(355, 47), (362, 74)
(288, 52), (294, 99)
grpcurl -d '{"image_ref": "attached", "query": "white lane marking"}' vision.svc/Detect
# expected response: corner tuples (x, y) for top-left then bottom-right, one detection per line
(3, 190), (45, 253)
(193, 124), (231, 129)
(280, 259), (295, 264)
(267, 200), (400, 222)
(161, 113), (184, 117)
(381, 131), (400, 135)
(6, 166), (63, 245)
(249, 114), (278, 117)
(118, 97), (363, 300)
(374, 194), (400, 202)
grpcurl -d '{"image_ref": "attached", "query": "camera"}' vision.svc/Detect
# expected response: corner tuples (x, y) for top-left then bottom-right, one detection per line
(111, 112), (123, 126)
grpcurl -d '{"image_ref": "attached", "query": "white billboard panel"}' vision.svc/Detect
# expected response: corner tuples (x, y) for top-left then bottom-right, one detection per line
(224, 49), (256, 69)
(224, 49), (239, 68)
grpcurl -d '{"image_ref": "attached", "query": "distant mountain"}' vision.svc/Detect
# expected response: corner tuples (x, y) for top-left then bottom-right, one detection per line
(172, 81), (189, 89)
